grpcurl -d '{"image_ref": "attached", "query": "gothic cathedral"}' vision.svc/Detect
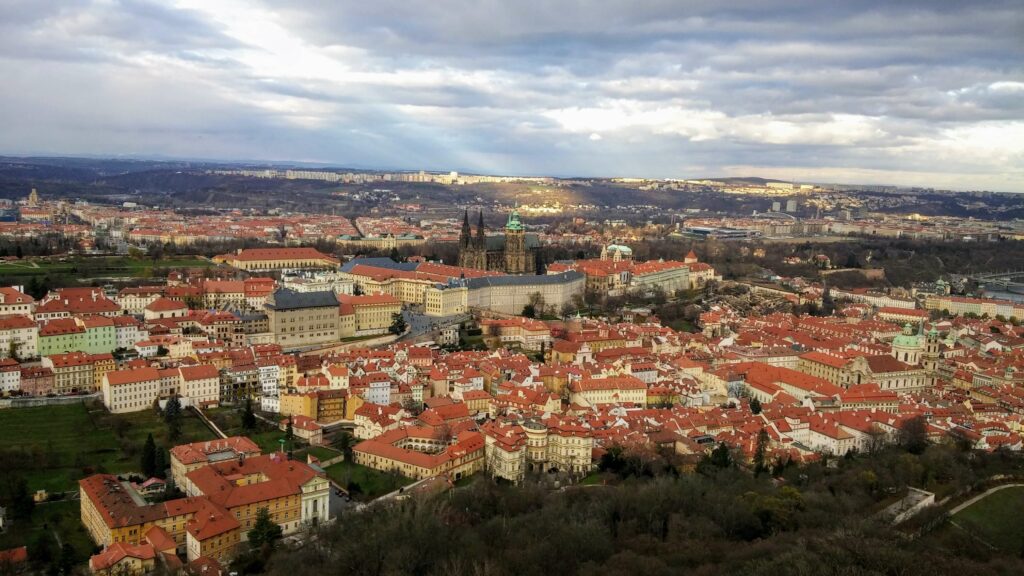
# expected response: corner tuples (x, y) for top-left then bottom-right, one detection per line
(457, 209), (538, 274)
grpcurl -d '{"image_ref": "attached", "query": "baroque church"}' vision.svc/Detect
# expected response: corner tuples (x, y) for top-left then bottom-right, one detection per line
(457, 209), (539, 274)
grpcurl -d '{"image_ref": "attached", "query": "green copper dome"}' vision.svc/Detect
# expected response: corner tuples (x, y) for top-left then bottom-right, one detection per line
(892, 323), (921, 348)
(506, 209), (524, 231)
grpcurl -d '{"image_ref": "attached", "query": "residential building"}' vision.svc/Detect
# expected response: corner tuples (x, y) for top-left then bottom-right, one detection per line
(42, 351), (97, 394)
(0, 286), (35, 316)
(353, 427), (485, 481)
(568, 375), (647, 408)
(102, 367), (162, 413)
(0, 314), (37, 359)
(465, 271), (585, 315)
(169, 437), (261, 487)
(337, 293), (402, 337)
(265, 289), (341, 348)
(212, 247), (339, 272)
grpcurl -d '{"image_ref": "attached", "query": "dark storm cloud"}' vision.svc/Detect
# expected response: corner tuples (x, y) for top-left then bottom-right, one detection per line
(0, 0), (1021, 190)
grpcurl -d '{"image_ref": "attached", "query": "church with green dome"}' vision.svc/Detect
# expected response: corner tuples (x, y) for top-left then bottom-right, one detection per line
(457, 209), (540, 274)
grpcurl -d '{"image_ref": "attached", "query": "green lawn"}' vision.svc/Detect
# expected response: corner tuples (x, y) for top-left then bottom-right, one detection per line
(0, 256), (212, 278)
(204, 406), (302, 455)
(0, 500), (97, 566)
(0, 402), (216, 493)
(324, 460), (412, 501)
(952, 486), (1024, 552)
(301, 446), (342, 462)
(579, 472), (609, 486)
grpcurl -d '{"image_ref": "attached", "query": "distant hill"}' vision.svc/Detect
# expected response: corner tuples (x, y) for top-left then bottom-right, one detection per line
(700, 177), (792, 186)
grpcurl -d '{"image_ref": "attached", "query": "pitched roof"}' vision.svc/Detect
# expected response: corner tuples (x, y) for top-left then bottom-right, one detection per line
(465, 270), (583, 288)
(179, 364), (220, 381)
(227, 247), (338, 263)
(168, 437), (261, 465)
(89, 542), (156, 572)
(105, 367), (161, 386)
(266, 289), (339, 310)
(146, 297), (188, 312)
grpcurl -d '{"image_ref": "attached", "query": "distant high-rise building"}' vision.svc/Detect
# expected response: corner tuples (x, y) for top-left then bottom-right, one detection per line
(26, 188), (39, 207)
(786, 199), (797, 212)
(771, 201), (781, 212)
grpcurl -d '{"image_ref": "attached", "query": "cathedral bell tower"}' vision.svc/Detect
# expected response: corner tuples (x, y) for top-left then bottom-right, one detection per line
(504, 209), (527, 274)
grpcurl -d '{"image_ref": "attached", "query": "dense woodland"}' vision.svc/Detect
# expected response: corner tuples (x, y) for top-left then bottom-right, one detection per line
(253, 442), (1024, 576)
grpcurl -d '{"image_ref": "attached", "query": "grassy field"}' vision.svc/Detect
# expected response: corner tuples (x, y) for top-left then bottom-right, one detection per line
(205, 406), (299, 455)
(0, 255), (212, 278)
(0, 402), (216, 493)
(0, 499), (97, 565)
(579, 472), (609, 486)
(302, 445), (342, 462)
(324, 460), (412, 501)
(952, 486), (1024, 553)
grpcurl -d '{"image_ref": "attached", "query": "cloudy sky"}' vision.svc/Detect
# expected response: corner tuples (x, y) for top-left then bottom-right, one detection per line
(1, 1), (1022, 191)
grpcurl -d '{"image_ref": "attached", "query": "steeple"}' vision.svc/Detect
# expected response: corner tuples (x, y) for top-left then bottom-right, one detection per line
(475, 210), (486, 247)
(459, 209), (471, 248)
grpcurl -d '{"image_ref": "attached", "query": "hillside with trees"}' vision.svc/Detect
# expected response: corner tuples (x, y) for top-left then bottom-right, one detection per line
(259, 444), (1024, 576)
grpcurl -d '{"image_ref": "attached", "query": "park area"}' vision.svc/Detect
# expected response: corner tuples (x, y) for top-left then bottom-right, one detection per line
(0, 401), (216, 493)
(0, 255), (211, 281)
(0, 402), (218, 569)
(951, 485), (1024, 554)
(324, 460), (412, 501)
(0, 499), (97, 569)
(203, 405), (296, 455)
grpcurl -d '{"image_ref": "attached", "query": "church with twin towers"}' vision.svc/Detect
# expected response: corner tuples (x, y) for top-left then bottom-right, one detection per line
(457, 208), (540, 275)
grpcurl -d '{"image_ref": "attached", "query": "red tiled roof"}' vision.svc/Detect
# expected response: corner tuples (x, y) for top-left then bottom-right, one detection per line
(89, 542), (156, 572)
(146, 297), (188, 312)
(169, 437), (261, 465)
(105, 367), (161, 386)
(179, 364), (219, 381)
(225, 247), (338, 263)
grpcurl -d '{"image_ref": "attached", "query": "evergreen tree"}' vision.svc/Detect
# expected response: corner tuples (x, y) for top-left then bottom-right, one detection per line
(57, 543), (75, 575)
(333, 431), (355, 461)
(5, 476), (34, 521)
(248, 507), (283, 550)
(389, 312), (407, 335)
(164, 395), (182, 441)
(153, 445), (167, 479)
(900, 415), (929, 455)
(750, 397), (762, 415)
(28, 532), (52, 569)
(285, 417), (294, 443)
(753, 428), (769, 477)
(141, 433), (157, 478)
(242, 397), (257, 430)
(821, 284), (836, 316)
(709, 442), (733, 468)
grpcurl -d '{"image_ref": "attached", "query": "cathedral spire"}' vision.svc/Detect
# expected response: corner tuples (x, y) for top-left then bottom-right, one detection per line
(459, 209), (471, 248)
(475, 210), (486, 247)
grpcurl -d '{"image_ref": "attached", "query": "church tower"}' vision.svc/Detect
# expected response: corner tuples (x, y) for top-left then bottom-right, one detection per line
(458, 209), (489, 270)
(474, 210), (488, 269)
(457, 210), (473, 268)
(459, 210), (471, 248)
(923, 326), (940, 381)
(503, 209), (527, 274)
(891, 323), (923, 365)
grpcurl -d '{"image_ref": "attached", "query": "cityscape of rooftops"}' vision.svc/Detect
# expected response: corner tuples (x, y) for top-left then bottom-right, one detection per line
(0, 2), (1022, 575)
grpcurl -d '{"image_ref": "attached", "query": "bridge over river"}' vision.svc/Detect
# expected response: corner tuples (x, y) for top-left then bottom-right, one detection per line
(971, 270), (1024, 296)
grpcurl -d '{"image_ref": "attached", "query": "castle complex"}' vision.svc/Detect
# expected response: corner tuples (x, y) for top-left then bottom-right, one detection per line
(457, 209), (539, 274)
